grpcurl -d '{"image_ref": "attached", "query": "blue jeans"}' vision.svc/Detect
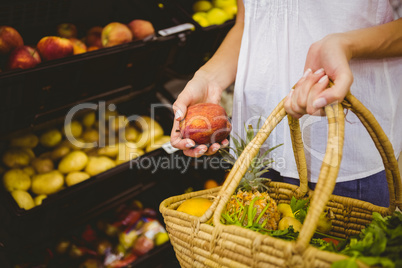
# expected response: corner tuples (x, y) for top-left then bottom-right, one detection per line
(267, 169), (389, 207)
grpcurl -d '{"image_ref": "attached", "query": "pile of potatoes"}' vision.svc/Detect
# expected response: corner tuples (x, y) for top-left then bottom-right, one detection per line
(1, 108), (170, 210)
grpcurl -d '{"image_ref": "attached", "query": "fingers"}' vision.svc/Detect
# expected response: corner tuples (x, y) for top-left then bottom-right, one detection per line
(285, 68), (327, 118)
(182, 139), (229, 158)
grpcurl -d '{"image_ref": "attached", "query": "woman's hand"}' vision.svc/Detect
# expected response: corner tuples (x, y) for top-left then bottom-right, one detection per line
(170, 70), (229, 157)
(285, 33), (354, 118)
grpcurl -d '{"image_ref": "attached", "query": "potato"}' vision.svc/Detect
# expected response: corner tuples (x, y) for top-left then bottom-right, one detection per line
(58, 151), (88, 174)
(97, 144), (119, 158)
(63, 120), (83, 138)
(136, 127), (164, 149)
(11, 190), (35, 210)
(10, 133), (39, 148)
(3, 168), (31, 191)
(82, 129), (99, 143)
(2, 147), (33, 168)
(65, 171), (91, 186)
(145, 135), (171, 152)
(109, 115), (128, 132)
(22, 166), (36, 177)
(34, 194), (47, 206)
(134, 116), (161, 131)
(85, 156), (116, 176)
(115, 142), (144, 165)
(31, 170), (64, 195)
(40, 129), (62, 148)
(125, 126), (140, 142)
(50, 145), (71, 160)
(31, 157), (54, 174)
(82, 112), (96, 128)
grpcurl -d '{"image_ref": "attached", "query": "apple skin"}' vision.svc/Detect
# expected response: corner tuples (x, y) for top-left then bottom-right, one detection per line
(69, 38), (87, 55)
(6, 46), (41, 70)
(56, 23), (77, 39)
(85, 26), (103, 47)
(37, 36), (74, 61)
(101, 22), (133, 48)
(127, 19), (155, 40)
(179, 103), (232, 145)
(0, 26), (24, 54)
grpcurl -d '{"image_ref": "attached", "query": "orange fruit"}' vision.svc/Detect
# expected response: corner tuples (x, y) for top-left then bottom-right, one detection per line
(204, 179), (219, 189)
(176, 197), (213, 217)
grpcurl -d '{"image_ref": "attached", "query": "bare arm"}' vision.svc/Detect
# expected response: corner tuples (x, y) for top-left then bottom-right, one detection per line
(170, 0), (245, 157)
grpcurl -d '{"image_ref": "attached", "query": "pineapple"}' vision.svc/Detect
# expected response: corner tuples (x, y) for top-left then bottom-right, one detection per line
(220, 121), (281, 231)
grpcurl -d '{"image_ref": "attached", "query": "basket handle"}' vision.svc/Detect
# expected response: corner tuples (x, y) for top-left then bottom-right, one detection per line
(203, 91), (401, 251)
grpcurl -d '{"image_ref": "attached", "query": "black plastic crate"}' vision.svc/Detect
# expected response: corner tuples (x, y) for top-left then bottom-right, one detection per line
(0, 0), (191, 136)
(160, 0), (235, 75)
(0, 87), (178, 255)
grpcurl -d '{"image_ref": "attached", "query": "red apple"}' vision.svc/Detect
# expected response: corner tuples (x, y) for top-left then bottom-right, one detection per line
(37, 36), (74, 61)
(127, 19), (155, 40)
(56, 23), (77, 39)
(85, 26), (103, 47)
(101, 22), (132, 48)
(69, 38), (87, 55)
(179, 103), (232, 145)
(6, 46), (41, 70)
(0, 26), (24, 54)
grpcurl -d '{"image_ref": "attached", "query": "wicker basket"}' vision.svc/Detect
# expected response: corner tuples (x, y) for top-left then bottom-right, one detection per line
(160, 92), (402, 267)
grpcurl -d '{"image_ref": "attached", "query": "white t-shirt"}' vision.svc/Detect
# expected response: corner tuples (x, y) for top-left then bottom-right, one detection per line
(232, 0), (402, 183)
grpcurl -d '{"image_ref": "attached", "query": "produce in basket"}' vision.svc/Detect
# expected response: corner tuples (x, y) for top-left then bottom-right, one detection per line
(220, 122), (281, 230)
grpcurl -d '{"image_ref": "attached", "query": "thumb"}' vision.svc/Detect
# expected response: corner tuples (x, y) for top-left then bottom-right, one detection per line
(172, 97), (189, 121)
(313, 74), (353, 109)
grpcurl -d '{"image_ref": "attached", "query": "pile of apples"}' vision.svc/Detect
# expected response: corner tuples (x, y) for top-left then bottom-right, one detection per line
(0, 19), (155, 71)
(191, 0), (237, 27)
(1, 108), (170, 210)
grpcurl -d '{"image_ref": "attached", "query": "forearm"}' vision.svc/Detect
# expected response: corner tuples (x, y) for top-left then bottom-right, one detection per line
(194, 0), (244, 93)
(340, 18), (402, 59)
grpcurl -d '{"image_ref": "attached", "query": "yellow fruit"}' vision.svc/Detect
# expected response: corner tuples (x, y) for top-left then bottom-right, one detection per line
(10, 133), (39, 148)
(58, 151), (89, 174)
(206, 8), (229, 25)
(3, 169), (31, 191)
(63, 120), (83, 138)
(223, 5), (237, 19)
(277, 203), (294, 218)
(34, 194), (47, 206)
(82, 129), (99, 143)
(192, 12), (210, 27)
(154, 232), (169, 246)
(40, 129), (62, 148)
(176, 197), (213, 217)
(212, 0), (236, 8)
(145, 135), (171, 152)
(31, 170), (64, 195)
(2, 147), (33, 168)
(109, 115), (128, 132)
(278, 216), (302, 232)
(193, 0), (213, 12)
(82, 112), (96, 128)
(204, 179), (219, 189)
(85, 156), (116, 176)
(317, 211), (333, 234)
(65, 171), (91, 186)
(11, 190), (35, 210)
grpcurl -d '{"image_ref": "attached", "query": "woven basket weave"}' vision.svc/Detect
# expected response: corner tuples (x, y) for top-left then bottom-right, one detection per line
(160, 92), (402, 268)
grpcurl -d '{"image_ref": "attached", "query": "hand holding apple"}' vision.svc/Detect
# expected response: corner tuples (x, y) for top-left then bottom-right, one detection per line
(6, 46), (41, 70)
(0, 26), (24, 54)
